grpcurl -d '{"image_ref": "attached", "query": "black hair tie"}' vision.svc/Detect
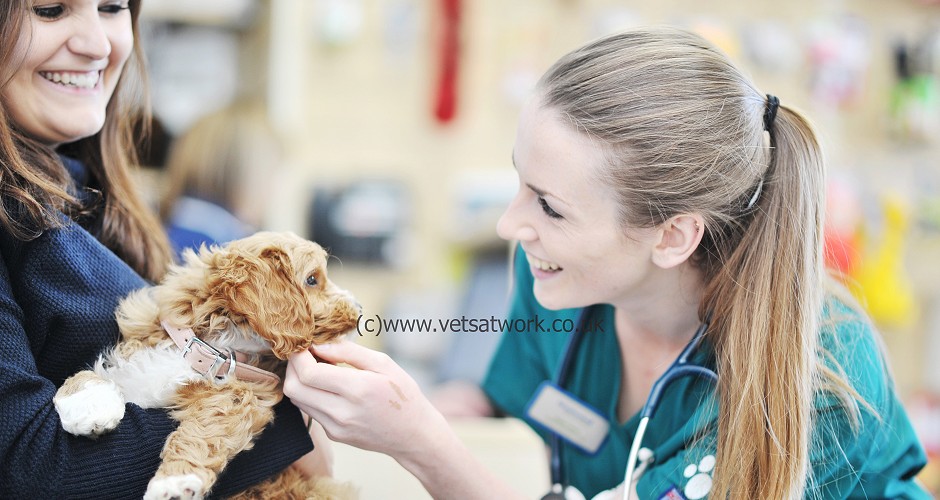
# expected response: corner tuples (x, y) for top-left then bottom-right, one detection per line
(763, 94), (780, 131)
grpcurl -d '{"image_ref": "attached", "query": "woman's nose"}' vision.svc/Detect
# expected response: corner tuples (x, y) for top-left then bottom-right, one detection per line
(66, 15), (112, 60)
(496, 194), (537, 242)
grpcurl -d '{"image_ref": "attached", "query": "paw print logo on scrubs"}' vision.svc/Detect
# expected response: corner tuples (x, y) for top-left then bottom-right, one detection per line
(682, 454), (715, 499)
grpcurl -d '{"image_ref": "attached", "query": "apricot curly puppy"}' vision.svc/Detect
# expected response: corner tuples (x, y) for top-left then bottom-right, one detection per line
(53, 232), (358, 499)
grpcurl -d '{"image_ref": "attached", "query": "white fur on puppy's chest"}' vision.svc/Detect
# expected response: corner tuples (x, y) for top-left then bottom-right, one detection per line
(95, 347), (202, 408)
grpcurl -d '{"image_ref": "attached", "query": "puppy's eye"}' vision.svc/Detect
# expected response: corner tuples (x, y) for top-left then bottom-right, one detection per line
(305, 275), (318, 287)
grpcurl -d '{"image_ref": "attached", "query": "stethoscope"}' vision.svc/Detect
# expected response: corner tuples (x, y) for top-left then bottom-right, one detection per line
(543, 307), (718, 500)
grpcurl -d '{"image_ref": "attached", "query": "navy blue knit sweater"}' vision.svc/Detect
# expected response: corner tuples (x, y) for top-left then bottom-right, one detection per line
(0, 158), (313, 499)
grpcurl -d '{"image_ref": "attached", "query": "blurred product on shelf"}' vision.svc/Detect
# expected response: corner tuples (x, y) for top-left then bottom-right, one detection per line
(851, 195), (918, 329)
(890, 32), (940, 144)
(307, 180), (412, 266)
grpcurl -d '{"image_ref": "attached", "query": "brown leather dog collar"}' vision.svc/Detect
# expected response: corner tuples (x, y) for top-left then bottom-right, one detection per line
(161, 321), (281, 385)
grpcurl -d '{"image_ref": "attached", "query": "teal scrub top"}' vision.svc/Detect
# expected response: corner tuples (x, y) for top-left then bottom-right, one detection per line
(481, 248), (930, 499)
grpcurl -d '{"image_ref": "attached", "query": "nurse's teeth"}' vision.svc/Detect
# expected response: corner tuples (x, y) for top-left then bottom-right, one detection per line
(527, 254), (562, 271)
(39, 71), (99, 89)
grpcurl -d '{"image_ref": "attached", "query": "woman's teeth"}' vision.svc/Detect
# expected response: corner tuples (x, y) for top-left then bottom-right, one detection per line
(527, 254), (562, 272)
(39, 71), (99, 90)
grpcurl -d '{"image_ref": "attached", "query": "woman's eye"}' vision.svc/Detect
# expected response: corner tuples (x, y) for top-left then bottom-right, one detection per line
(305, 275), (319, 287)
(538, 196), (563, 219)
(32, 4), (65, 19)
(99, 2), (129, 14)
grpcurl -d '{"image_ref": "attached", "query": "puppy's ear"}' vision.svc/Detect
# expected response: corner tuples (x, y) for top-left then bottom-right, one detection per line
(209, 247), (316, 359)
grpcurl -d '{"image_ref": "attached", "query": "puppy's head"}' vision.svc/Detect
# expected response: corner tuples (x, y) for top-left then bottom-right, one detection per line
(161, 231), (359, 359)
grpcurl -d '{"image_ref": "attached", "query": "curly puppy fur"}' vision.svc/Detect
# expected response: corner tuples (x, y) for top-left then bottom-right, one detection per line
(54, 232), (359, 499)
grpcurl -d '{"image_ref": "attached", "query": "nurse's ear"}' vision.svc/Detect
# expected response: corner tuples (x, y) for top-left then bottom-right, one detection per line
(651, 214), (704, 269)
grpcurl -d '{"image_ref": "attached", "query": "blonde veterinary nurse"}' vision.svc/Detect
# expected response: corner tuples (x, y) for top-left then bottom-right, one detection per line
(286, 26), (931, 499)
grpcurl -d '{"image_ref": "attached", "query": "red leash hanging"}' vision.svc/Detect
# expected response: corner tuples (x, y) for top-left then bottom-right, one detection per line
(434, 0), (461, 124)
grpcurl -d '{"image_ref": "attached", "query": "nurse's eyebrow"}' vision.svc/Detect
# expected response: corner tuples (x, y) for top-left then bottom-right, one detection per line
(511, 152), (570, 207)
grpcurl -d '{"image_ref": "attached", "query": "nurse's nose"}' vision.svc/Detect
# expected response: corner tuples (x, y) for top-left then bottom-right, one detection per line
(67, 13), (112, 60)
(497, 193), (537, 242)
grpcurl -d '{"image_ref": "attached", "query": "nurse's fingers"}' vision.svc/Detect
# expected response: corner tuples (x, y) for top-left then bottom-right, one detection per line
(310, 340), (400, 375)
(285, 359), (395, 445)
(295, 402), (343, 441)
(286, 349), (367, 397)
(285, 363), (348, 417)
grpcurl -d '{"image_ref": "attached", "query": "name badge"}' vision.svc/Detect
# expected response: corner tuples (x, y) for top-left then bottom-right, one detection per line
(525, 381), (609, 455)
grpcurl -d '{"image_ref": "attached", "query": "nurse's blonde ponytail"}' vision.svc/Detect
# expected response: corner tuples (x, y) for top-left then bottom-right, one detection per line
(537, 26), (859, 498)
(700, 103), (823, 499)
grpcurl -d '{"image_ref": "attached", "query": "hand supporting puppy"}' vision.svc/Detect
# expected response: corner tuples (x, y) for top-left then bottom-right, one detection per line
(285, 341), (526, 500)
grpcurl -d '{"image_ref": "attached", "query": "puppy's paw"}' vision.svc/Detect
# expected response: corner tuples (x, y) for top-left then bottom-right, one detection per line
(144, 474), (205, 500)
(54, 379), (125, 437)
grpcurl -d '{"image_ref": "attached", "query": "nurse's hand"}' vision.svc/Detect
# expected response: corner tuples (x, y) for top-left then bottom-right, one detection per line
(285, 341), (524, 500)
(284, 340), (451, 462)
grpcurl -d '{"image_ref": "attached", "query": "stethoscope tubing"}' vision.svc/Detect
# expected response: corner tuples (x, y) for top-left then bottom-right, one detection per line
(622, 416), (650, 500)
(549, 307), (718, 500)
(549, 310), (590, 489)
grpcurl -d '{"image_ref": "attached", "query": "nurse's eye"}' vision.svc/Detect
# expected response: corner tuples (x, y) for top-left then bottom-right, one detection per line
(99, 2), (130, 15)
(538, 196), (563, 219)
(32, 4), (65, 19)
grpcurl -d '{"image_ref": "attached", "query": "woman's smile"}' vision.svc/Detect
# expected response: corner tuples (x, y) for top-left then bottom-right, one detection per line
(38, 70), (103, 91)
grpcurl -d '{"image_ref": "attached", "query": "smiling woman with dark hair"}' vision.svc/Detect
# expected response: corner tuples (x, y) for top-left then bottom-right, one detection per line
(0, 1), (320, 497)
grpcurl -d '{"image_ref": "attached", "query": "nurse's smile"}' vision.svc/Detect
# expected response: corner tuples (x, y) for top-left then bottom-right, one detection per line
(526, 253), (564, 279)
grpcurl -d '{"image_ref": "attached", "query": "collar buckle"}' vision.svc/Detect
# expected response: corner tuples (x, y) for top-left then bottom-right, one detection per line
(183, 336), (237, 381)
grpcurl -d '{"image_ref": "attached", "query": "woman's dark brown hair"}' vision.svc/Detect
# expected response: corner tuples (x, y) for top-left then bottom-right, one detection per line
(0, 0), (172, 281)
